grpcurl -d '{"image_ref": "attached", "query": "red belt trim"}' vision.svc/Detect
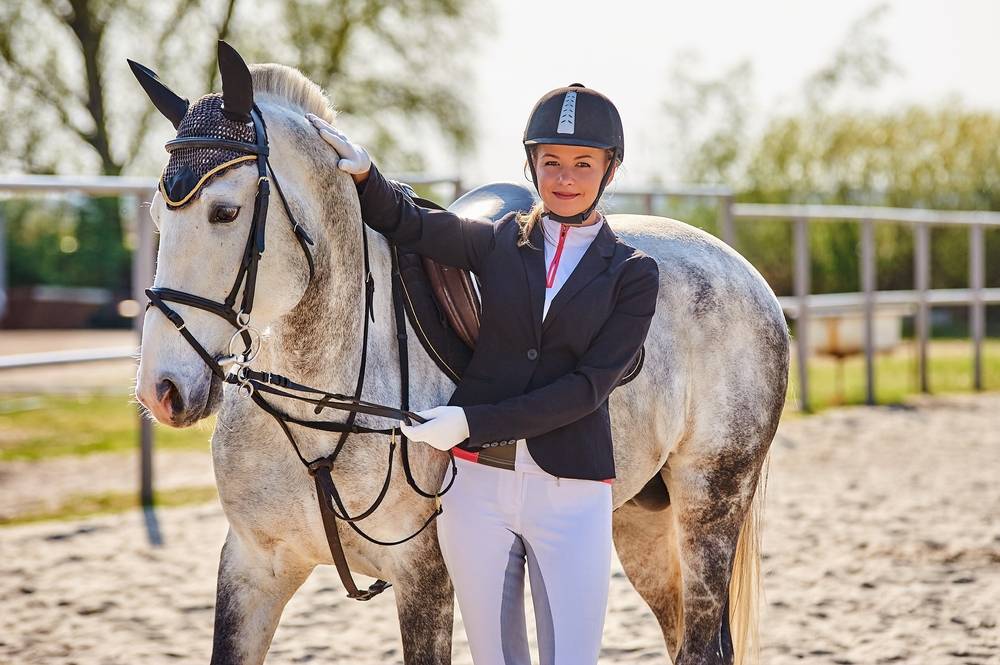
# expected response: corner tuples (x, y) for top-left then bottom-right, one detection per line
(452, 448), (479, 463)
(451, 447), (613, 483)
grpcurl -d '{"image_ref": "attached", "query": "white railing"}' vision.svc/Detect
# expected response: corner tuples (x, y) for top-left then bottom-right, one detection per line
(0, 175), (996, 503)
(733, 203), (999, 411)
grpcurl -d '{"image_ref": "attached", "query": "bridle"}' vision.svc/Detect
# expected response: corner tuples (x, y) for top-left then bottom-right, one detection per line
(144, 103), (457, 601)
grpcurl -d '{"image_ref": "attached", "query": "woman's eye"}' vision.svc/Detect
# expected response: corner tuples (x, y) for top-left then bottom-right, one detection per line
(544, 160), (559, 166)
(211, 205), (240, 224)
(576, 162), (591, 168)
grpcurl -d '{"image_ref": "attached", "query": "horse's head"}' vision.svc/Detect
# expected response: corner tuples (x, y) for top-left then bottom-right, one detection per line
(132, 42), (348, 427)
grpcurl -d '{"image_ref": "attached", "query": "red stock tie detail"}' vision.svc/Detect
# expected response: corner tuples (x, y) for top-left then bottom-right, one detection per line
(546, 224), (570, 288)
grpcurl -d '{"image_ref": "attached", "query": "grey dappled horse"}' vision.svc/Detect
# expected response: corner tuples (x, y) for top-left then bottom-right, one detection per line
(134, 60), (788, 665)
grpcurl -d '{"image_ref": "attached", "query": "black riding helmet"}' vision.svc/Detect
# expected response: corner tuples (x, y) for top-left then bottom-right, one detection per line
(523, 83), (624, 225)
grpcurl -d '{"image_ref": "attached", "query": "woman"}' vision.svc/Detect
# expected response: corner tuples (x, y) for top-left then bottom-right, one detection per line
(308, 83), (659, 665)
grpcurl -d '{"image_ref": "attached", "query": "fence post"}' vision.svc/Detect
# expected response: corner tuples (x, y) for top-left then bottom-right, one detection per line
(861, 219), (876, 405)
(793, 217), (811, 412)
(719, 195), (735, 247)
(914, 223), (931, 393)
(0, 205), (6, 321)
(969, 224), (985, 391)
(132, 193), (156, 506)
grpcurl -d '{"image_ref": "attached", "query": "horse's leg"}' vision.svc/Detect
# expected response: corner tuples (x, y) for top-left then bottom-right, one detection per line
(392, 552), (455, 665)
(612, 488), (684, 661)
(664, 446), (766, 665)
(210, 528), (314, 665)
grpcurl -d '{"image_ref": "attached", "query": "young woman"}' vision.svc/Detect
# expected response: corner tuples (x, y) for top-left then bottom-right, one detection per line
(308, 83), (660, 665)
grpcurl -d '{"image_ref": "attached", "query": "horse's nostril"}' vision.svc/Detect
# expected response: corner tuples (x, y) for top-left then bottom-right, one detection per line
(156, 378), (185, 416)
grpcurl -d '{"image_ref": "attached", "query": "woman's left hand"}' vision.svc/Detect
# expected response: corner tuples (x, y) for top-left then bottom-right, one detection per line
(306, 113), (372, 180)
(399, 406), (469, 451)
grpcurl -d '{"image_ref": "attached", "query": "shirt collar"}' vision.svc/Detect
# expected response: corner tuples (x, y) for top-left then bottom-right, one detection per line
(540, 213), (604, 242)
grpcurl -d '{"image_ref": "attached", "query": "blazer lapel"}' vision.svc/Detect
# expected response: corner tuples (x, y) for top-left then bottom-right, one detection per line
(520, 220), (547, 345)
(520, 217), (619, 340)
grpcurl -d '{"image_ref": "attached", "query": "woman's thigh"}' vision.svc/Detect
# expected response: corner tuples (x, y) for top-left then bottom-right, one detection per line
(520, 474), (613, 665)
(436, 460), (532, 665)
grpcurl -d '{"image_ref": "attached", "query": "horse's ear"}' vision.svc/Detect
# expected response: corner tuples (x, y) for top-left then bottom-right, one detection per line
(217, 40), (253, 122)
(127, 59), (189, 129)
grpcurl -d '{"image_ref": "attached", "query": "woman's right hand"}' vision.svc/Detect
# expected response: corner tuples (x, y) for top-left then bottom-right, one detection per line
(306, 113), (371, 183)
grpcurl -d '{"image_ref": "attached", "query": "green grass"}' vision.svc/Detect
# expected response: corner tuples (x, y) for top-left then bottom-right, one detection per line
(788, 338), (1000, 412)
(0, 393), (215, 461)
(1, 339), (997, 461)
(0, 486), (219, 526)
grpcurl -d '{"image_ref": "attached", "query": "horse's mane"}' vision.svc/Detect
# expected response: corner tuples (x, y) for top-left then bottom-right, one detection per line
(250, 63), (336, 123)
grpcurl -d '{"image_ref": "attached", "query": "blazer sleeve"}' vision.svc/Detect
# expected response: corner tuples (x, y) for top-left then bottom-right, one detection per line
(356, 162), (496, 272)
(461, 255), (660, 446)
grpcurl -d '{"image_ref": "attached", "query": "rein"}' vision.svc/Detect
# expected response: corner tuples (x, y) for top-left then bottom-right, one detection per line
(144, 104), (457, 601)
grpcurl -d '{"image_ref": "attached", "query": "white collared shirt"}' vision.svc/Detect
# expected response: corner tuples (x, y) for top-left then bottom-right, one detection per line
(540, 214), (604, 321)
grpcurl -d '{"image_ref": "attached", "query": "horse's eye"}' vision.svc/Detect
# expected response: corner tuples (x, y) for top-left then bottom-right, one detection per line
(211, 205), (240, 224)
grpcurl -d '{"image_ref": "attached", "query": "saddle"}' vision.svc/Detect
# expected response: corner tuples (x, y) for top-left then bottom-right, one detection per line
(393, 181), (644, 386)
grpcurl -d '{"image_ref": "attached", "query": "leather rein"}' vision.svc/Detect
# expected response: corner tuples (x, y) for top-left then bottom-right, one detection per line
(144, 104), (457, 601)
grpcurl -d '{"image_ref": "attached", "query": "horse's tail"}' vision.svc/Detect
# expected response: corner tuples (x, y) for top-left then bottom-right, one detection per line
(729, 452), (770, 665)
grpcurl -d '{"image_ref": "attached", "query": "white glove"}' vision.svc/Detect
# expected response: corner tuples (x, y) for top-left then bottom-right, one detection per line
(399, 406), (470, 452)
(306, 113), (372, 175)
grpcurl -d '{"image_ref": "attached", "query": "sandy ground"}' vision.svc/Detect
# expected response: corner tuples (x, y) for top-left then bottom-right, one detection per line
(0, 391), (997, 664)
(0, 449), (215, 521)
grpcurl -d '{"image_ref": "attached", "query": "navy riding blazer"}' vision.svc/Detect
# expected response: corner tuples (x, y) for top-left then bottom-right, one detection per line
(357, 164), (660, 480)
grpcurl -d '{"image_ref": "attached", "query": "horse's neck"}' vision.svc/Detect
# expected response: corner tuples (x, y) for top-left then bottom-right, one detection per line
(251, 218), (400, 448)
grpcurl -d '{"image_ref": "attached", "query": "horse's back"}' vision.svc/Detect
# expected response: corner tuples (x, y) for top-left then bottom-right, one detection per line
(606, 213), (789, 457)
(608, 213), (786, 333)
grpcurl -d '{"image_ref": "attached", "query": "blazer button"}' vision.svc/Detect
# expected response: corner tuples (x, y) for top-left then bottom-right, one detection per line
(526, 348), (538, 361)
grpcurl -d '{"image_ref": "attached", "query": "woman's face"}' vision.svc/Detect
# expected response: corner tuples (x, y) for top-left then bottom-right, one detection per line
(532, 144), (616, 224)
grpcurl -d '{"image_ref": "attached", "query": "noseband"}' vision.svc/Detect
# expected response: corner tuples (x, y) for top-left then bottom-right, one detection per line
(145, 104), (456, 601)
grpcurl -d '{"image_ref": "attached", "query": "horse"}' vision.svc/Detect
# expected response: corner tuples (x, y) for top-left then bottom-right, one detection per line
(133, 48), (788, 665)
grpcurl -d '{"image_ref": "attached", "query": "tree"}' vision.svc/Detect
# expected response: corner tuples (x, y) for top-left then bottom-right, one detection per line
(0, 0), (484, 176)
(658, 3), (1000, 299)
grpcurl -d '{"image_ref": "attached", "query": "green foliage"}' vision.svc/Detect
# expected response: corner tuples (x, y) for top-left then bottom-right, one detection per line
(737, 108), (1000, 295)
(5, 197), (131, 290)
(661, 3), (1000, 297)
(0, 0), (483, 176)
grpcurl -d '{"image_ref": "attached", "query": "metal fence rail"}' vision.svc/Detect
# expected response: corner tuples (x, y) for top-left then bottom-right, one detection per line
(732, 203), (1000, 410)
(1, 175), (997, 503)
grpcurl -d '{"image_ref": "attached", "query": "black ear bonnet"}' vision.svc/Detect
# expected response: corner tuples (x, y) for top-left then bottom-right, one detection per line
(159, 94), (257, 207)
(128, 41), (260, 208)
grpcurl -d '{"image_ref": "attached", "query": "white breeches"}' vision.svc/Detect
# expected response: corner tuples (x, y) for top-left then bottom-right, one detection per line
(436, 441), (613, 665)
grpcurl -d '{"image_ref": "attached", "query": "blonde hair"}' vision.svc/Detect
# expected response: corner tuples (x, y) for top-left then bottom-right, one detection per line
(515, 202), (546, 249)
(515, 146), (617, 248)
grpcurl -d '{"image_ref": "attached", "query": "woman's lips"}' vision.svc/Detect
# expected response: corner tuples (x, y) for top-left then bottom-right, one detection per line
(553, 192), (579, 200)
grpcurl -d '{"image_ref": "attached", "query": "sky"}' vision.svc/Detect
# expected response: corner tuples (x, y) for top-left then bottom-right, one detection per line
(442, 0), (1000, 189)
